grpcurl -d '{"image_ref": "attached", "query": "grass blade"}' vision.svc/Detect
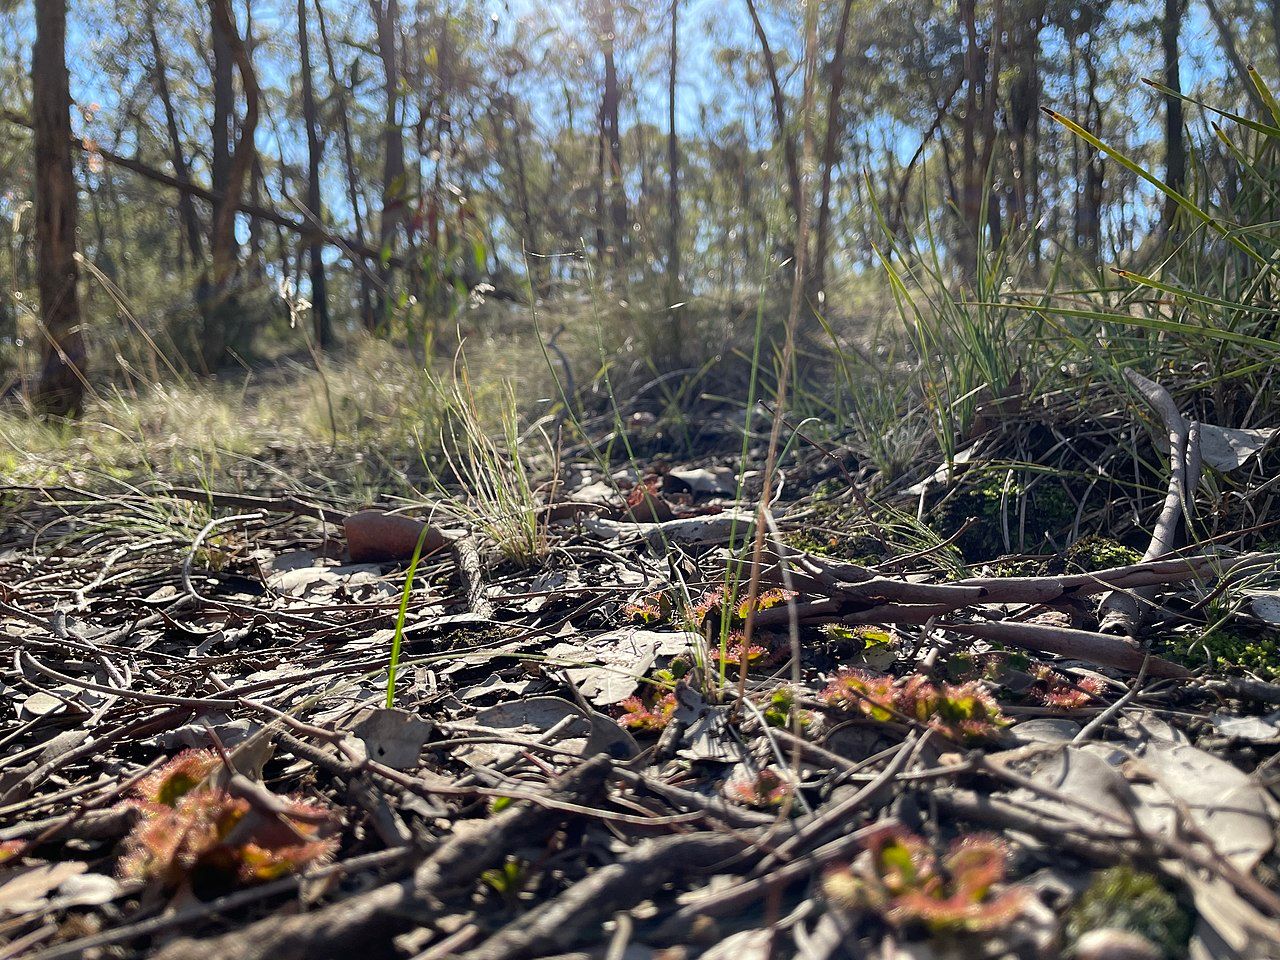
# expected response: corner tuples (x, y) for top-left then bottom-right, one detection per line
(385, 523), (431, 708)
(1042, 107), (1264, 264)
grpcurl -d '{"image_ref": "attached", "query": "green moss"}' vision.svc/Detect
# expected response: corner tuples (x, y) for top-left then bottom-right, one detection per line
(932, 477), (1005, 561)
(1066, 535), (1143, 572)
(1168, 625), (1280, 679)
(782, 496), (887, 563)
(932, 476), (1078, 562)
(783, 527), (883, 562)
(1065, 866), (1190, 958)
(988, 557), (1048, 577)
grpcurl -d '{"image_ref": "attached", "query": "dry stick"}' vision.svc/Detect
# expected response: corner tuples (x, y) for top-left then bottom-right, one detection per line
(454, 832), (751, 960)
(452, 535), (495, 620)
(651, 818), (898, 942)
(410, 924), (483, 960)
(151, 755), (614, 960)
(0, 800), (135, 844)
(31, 849), (413, 960)
(164, 485), (347, 525)
(1204, 676), (1280, 706)
(757, 733), (920, 873)
(611, 767), (780, 830)
(939, 620), (1189, 678)
(1075, 653), (1150, 741)
(933, 789), (1146, 865)
(795, 551), (1238, 612)
(1099, 369), (1202, 635)
(182, 512), (264, 608)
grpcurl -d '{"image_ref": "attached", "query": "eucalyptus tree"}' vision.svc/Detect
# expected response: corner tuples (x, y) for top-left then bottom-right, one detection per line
(30, 0), (85, 414)
(297, 0), (331, 345)
(202, 0), (259, 371)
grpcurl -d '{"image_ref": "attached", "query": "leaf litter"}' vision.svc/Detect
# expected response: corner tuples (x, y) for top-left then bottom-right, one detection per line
(1, 434), (1280, 960)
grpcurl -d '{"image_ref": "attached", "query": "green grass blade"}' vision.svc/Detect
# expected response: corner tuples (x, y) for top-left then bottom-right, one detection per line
(973, 300), (1280, 352)
(1113, 269), (1279, 314)
(1142, 78), (1280, 139)
(1249, 65), (1280, 129)
(1042, 107), (1264, 264)
(386, 523), (431, 708)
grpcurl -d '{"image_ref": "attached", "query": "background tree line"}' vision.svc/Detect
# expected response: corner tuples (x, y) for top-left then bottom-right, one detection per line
(0, 0), (1275, 413)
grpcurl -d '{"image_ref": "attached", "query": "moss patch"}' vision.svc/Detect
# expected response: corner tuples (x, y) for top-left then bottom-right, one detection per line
(932, 476), (1076, 562)
(1066, 535), (1143, 572)
(1065, 866), (1191, 958)
(1167, 624), (1280, 679)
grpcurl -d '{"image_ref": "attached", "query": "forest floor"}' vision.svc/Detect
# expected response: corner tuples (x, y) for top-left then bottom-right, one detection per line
(2, 344), (1280, 960)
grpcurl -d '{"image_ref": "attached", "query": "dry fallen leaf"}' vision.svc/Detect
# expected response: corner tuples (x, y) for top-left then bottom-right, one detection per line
(1197, 424), (1276, 473)
(0, 861), (88, 916)
(353, 708), (434, 770)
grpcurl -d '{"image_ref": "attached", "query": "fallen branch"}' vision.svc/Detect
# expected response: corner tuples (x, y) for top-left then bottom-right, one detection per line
(755, 551), (1251, 668)
(1099, 369), (1202, 635)
(452, 535), (495, 620)
(0, 109), (516, 300)
(0, 109), (383, 262)
(938, 620), (1190, 678)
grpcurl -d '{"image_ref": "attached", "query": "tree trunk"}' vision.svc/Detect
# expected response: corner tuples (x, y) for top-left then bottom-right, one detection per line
(1161, 0), (1187, 229)
(599, 0), (627, 267)
(957, 0), (981, 277)
(813, 0), (855, 303)
(666, 0), (680, 307)
(594, 100), (607, 261)
(315, 0), (373, 330)
(981, 0), (1003, 250)
(32, 0), (85, 416)
(745, 0), (801, 258)
(1005, 2), (1044, 250)
(147, 4), (204, 268)
(211, 1), (233, 254)
(370, 0), (406, 326)
(298, 0), (331, 347)
(204, 0), (260, 372)
(1203, 0), (1267, 114)
(247, 153), (266, 282)
(1076, 51), (1103, 254)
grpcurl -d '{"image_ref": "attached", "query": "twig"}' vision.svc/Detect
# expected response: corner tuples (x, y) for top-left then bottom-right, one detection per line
(164, 486), (346, 525)
(182, 511), (264, 608)
(455, 833), (752, 960)
(938, 620), (1189, 678)
(452, 535), (495, 620)
(1075, 653), (1150, 741)
(1099, 369), (1201, 635)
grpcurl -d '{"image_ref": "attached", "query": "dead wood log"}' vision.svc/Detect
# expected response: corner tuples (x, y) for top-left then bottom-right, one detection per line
(757, 554), (1247, 625)
(774, 548), (1235, 620)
